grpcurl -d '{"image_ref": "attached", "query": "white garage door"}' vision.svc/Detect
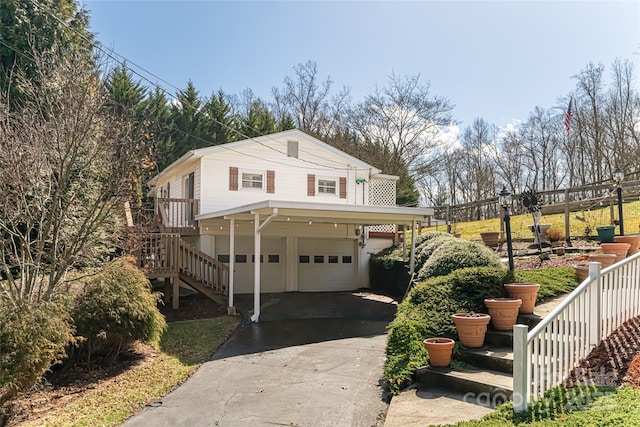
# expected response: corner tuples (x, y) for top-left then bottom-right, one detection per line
(216, 236), (285, 294)
(298, 238), (356, 292)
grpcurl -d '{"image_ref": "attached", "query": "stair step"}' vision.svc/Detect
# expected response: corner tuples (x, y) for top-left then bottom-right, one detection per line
(415, 365), (512, 405)
(455, 346), (513, 374)
(484, 329), (514, 347)
(518, 313), (543, 328)
(384, 385), (495, 427)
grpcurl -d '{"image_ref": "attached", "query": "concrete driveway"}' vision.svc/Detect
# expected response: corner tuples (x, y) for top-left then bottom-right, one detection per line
(122, 291), (396, 427)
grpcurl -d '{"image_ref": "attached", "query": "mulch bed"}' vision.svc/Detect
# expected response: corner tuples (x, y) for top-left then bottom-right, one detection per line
(566, 316), (640, 387)
(158, 293), (228, 322)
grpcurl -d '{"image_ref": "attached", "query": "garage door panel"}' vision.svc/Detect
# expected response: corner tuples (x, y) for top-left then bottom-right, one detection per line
(217, 236), (284, 294)
(298, 239), (356, 292)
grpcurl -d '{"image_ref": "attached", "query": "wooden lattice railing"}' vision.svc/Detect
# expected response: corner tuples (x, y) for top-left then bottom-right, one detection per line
(137, 233), (228, 296)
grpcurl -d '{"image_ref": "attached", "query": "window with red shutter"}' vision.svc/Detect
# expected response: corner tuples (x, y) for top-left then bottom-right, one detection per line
(339, 177), (347, 199)
(229, 167), (238, 191)
(307, 174), (315, 196)
(267, 170), (275, 194)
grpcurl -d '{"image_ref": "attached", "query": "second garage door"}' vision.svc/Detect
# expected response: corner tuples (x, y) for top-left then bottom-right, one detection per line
(298, 238), (356, 291)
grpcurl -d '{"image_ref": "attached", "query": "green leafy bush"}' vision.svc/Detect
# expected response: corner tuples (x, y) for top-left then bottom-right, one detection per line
(384, 267), (509, 395)
(414, 233), (456, 271)
(0, 299), (74, 405)
(72, 256), (167, 362)
(514, 267), (578, 300)
(417, 239), (503, 280)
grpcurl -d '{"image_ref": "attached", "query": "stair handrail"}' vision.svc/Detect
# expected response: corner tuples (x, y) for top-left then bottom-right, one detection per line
(513, 251), (640, 412)
(177, 238), (229, 295)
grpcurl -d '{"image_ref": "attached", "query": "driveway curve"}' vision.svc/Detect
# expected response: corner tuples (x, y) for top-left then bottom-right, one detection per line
(122, 291), (396, 427)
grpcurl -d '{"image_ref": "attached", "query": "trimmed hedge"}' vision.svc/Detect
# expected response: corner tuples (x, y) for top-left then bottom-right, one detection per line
(384, 267), (510, 394)
(417, 239), (503, 280)
(0, 299), (74, 405)
(72, 256), (167, 362)
(414, 233), (456, 271)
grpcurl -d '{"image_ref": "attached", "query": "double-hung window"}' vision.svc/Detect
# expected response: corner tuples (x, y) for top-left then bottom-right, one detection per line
(242, 172), (263, 189)
(318, 179), (337, 195)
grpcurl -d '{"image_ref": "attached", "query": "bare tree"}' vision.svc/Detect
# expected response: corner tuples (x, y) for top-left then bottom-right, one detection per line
(271, 60), (350, 136)
(0, 49), (146, 304)
(346, 72), (454, 197)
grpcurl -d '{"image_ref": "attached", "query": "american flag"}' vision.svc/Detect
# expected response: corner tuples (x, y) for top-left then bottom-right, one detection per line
(564, 97), (573, 136)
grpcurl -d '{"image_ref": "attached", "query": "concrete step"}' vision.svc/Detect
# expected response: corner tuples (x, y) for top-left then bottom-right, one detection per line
(415, 365), (512, 406)
(455, 346), (513, 374)
(384, 385), (494, 427)
(484, 328), (514, 347)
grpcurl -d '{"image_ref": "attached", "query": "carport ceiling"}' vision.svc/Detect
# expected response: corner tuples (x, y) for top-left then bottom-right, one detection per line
(196, 200), (433, 226)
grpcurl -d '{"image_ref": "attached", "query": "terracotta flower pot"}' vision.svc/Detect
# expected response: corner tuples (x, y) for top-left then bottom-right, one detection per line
(588, 253), (617, 268)
(504, 283), (540, 314)
(480, 232), (500, 248)
(574, 263), (590, 282)
(423, 337), (455, 368)
(601, 242), (631, 263)
(484, 298), (522, 331)
(614, 235), (640, 255)
(452, 313), (491, 348)
(453, 232), (462, 238)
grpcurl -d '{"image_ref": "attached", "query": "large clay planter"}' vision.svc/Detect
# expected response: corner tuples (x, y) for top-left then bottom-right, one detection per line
(574, 263), (590, 282)
(423, 337), (455, 368)
(614, 235), (640, 255)
(504, 283), (540, 314)
(601, 242), (631, 263)
(480, 232), (500, 248)
(452, 313), (491, 348)
(484, 298), (522, 331)
(588, 253), (617, 268)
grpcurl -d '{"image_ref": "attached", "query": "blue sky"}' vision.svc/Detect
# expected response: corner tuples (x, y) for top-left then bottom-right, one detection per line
(85, 0), (640, 129)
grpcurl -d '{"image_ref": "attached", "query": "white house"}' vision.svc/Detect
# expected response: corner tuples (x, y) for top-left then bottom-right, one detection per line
(147, 129), (432, 321)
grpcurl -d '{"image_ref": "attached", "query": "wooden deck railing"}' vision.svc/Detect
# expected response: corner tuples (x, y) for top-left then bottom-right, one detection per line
(513, 252), (640, 412)
(157, 198), (200, 235)
(137, 233), (228, 296)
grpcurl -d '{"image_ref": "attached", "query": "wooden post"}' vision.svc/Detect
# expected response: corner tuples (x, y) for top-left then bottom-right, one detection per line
(564, 189), (572, 247)
(172, 276), (180, 310)
(446, 205), (451, 233)
(164, 277), (171, 304)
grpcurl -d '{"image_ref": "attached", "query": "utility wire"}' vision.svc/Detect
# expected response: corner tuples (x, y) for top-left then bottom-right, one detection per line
(24, 0), (366, 173)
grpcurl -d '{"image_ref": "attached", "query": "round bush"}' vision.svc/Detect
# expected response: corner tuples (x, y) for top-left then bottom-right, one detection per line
(0, 299), (74, 405)
(414, 234), (456, 271)
(72, 256), (167, 361)
(414, 231), (450, 250)
(418, 239), (503, 280)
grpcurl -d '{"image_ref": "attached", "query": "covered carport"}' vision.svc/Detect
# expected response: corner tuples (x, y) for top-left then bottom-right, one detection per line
(197, 200), (433, 322)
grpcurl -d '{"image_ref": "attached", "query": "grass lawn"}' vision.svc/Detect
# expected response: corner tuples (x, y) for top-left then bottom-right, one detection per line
(20, 316), (239, 427)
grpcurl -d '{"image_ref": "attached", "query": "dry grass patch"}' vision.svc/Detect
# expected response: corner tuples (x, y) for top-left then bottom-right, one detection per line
(7, 316), (239, 427)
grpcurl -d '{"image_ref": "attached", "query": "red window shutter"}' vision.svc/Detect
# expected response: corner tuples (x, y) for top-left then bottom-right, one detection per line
(229, 167), (238, 191)
(267, 170), (275, 194)
(307, 174), (315, 196)
(339, 177), (347, 199)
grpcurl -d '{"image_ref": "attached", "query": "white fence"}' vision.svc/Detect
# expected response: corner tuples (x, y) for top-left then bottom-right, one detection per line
(513, 252), (640, 412)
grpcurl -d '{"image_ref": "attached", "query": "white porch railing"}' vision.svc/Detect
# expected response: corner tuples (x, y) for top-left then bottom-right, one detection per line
(513, 252), (640, 412)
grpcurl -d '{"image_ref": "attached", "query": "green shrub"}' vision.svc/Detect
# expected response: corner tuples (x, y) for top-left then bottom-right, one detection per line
(414, 231), (451, 250)
(384, 267), (509, 395)
(514, 267), (578, 301)
(418, 239), (503, 280)
(414, 233), (456, 271)
(72, 256), (167, 362)
(0, 299), (74, 405)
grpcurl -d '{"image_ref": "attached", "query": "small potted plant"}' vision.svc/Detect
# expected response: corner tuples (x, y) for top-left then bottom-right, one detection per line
(452, 312), (491, 348)
(480, 231), (500, 248)
(484, 298), (522, 331)
(423, 337), (455, 368)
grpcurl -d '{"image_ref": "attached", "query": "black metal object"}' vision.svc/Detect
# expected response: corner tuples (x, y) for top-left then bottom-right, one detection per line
(617, 185), (624, 236)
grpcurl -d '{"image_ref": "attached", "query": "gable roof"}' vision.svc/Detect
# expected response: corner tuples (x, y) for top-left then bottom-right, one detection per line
(149, 129), (382, 186)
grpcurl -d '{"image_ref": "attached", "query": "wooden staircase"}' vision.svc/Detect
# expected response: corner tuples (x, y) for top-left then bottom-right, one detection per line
(136, 233), (229, 308)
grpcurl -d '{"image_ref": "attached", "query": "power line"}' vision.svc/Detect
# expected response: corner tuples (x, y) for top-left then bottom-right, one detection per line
(23, 0), (365, 173)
